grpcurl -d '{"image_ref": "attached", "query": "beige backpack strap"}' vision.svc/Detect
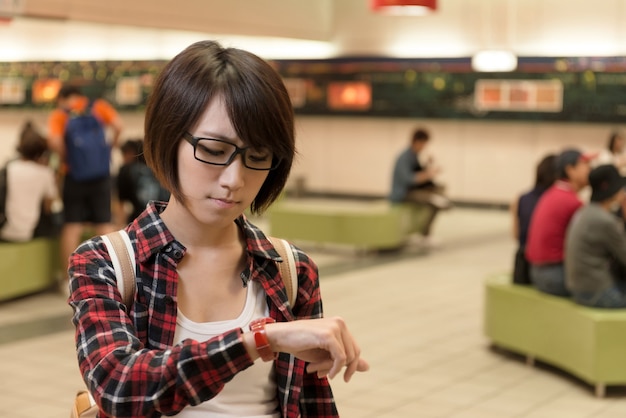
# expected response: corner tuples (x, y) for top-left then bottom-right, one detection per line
(71, 390), (92, 417)
(101, 230), (136, 307)
(269, 236), (297, 307)
(73, 231), (135, 418)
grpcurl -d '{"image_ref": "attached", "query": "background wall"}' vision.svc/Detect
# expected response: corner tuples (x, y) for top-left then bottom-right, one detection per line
(293, 116), (612, 204)
(0, 110), (613, 205)
(1, 0), (625, 205)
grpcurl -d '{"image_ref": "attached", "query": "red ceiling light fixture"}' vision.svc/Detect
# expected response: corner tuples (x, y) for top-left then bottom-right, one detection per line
(370, 0), (437, 16)
(0, 0), (22, 24)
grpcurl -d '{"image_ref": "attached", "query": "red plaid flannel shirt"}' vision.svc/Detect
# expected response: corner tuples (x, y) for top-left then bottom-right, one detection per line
(68, 201), (338, 417)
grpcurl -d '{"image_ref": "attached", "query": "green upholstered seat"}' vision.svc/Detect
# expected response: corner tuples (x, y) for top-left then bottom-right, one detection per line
(484, 274), (626, 397)
(0, 238), (60, 301)
(267, 199), (428, 251)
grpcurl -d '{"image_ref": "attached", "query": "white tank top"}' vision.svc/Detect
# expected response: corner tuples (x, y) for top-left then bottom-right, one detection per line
(172, 280), (279, 417)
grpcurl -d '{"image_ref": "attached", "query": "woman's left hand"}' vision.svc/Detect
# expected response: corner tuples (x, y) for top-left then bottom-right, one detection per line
(265, 317), (370, 382)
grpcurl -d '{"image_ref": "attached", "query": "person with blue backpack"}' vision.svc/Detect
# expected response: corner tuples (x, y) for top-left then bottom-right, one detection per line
(48, 84), (123, 277)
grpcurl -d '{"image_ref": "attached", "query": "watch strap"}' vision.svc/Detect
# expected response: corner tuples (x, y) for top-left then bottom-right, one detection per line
(250, 317), (276, 362)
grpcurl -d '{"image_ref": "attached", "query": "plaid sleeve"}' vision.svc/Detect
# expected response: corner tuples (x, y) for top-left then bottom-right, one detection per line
(68, 238), (254, 418)
(291, 247), (339, 418)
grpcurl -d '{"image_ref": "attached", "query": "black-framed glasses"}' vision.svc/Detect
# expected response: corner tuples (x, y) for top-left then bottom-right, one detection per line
(183, 132), (280, 171)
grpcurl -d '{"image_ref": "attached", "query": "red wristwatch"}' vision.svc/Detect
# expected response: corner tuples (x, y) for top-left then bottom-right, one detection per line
(249, 317), (276, 362)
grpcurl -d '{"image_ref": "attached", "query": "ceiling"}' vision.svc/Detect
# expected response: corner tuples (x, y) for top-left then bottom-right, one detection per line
(1, 0), (626, 61)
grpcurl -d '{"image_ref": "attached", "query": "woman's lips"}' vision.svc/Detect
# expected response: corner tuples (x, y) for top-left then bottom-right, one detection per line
(212, 197), (238, 208)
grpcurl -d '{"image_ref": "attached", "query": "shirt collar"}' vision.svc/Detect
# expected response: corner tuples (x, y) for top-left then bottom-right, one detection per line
(130, 201), (177, 263)
(555, 179), (576, 192)
(235, 215), (283, 262)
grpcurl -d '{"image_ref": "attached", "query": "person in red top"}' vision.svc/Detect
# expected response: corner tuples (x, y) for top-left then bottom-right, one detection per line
(48, 85), (123, 275)
(526, 148), (592, 296)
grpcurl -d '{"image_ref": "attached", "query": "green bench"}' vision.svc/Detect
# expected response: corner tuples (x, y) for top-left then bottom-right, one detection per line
(0, 238), (60, 302)
(484, 274), (626, 397)
(267, 199), (429, 251)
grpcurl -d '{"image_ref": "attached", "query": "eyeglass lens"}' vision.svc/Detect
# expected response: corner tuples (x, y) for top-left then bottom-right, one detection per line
(194, 138), (274, 170)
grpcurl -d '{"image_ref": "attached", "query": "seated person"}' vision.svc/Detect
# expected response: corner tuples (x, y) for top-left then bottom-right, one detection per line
(595, 132), (626, 228)
(510, 154), (556, 284)
(0, 121), (59, 242)
(595, 131), (626, 175)
(566, 164), (626, 308)
(526, 148), (592, 296)
(116, 139), (170, 224)
(389, 127), (450, 247)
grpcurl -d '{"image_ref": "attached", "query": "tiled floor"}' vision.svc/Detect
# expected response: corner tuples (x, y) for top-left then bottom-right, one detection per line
(1, 206), (625, 417)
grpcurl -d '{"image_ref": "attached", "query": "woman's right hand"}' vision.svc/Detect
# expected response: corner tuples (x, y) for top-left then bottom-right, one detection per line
(264, 317), (369, 382)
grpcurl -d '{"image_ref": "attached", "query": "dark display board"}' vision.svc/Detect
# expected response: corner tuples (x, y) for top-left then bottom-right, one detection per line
(274, 56), (626, 123)
(0, 60), (162, 110)
(1, 56), (625, 123)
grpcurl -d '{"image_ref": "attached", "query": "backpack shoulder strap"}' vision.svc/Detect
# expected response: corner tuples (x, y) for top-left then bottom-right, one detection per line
(268, 236), (297, 307)
(72, 230), (135, 417)
(101, 230), (136, 307)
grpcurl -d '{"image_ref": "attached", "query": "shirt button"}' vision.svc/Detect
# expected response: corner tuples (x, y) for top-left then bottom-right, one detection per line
(172, 249), (183, 260)
(164, 245), (172, 253)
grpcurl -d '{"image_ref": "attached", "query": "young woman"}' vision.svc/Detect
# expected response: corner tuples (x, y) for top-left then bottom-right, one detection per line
(68, 40), (368, 418)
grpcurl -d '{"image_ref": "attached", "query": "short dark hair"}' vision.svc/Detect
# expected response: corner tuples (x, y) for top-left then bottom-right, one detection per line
(411, 128), (430, 144)
(57, 84), (82, 100)
(143, 40), (295, 214)
(535, 154), (557, 189)
(120, 139), (146, 164)
(17, 121), (48, 160)
(556, 148), (585, 179)
(608, 131), (622, 153)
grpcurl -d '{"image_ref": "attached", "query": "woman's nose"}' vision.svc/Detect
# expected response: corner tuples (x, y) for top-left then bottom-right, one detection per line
(219, 154), (246, 190)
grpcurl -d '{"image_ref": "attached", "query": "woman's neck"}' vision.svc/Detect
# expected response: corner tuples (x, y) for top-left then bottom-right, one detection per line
(160, 199), (241, 248)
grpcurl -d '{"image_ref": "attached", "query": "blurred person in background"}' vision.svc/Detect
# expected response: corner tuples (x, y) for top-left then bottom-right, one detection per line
(116, 138), (169, 224)
(594, 131), (626, 227)
(566, 164), (626, 308)
(595, 131), (626, 175)
(0, 121), (59, 242)
(389, 127), (451, 248)
(47, 84), (123, 273)
(526, 148), (592, 296)
(510, 154), (557, 284)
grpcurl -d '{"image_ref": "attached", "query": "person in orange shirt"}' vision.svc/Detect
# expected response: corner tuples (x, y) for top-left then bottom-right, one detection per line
(48, 84), (123, 278)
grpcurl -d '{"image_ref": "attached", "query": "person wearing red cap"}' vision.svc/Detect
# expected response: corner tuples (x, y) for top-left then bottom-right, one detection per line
(525, 148), (592, 296)
(565, 164), (626, 308)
